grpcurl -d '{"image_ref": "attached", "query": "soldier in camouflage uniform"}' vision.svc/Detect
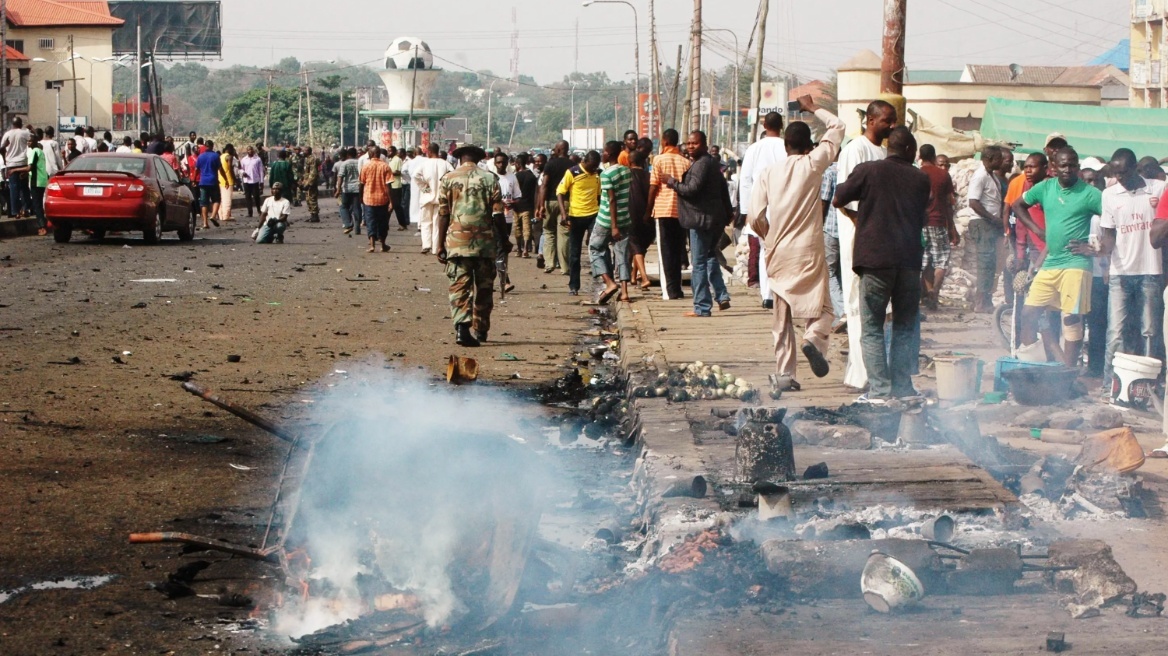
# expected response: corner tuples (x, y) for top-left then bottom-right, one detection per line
(290, 147), (304, 207)
(300, 146), (321, 222)
(436, 144), (504, 347)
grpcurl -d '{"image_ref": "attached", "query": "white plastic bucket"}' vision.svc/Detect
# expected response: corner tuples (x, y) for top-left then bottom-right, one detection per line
(1112, 352), (1162, 403)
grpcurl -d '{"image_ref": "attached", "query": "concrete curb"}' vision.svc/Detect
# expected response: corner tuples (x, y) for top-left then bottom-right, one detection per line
(0, 217), (39, 238)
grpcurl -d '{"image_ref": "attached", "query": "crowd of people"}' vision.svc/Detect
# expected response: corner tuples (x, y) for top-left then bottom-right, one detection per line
(10, 103), (1168, 403)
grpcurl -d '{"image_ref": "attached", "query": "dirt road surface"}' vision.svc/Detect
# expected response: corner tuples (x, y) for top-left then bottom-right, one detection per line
(0, 203), (596, 655)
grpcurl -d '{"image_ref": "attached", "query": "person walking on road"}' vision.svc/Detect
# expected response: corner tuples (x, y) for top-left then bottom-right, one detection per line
(388, 146), (408, 231)
(1, 117), (31, 219)
(590, 141), (633, 304)
(556, 150), (602, 296)
(661, 130), (732, 317)
(537, 141), (574, 274)
(436, 144), (503, 347)
(218, 143), (237, 223)
(836, 99), (896, 391)
(833, 127), (931, 402)
(739, 111), (787, 308)
(747, 95), (844, 391)
(646, 129), (692, 300)
(269, 149), (295, 202)
(967, 145), (1007, 313)
(27, 136), (48, 235)
(513, 152), (539, 258)
(300, 147), (321, 222)
(334, 147), (362, 236)
(413, 142), (453, 254)
(359, 145), (393, 253)
(240, 145), (265, 218)
(196, 140), (222, 229)
(919, 144), (959, 310)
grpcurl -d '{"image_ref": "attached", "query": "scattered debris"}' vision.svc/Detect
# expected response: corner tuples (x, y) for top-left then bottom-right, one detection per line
(227, 354), (242, 363)
(446, 355), (479, 384)
(0, 575), (117, 605)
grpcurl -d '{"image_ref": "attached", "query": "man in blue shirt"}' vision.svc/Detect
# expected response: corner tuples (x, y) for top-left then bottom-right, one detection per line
(196, 139), (222, 228)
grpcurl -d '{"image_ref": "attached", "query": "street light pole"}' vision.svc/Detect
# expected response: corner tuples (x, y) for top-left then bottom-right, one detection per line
(485, 79), (498, 150)
(570, 81), (577, 148)
(582, 0), (639, 135)
(703, 27), (739, 153)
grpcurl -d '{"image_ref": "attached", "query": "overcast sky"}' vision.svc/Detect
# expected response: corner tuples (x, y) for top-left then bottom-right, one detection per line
(217, 0), (1130, 83)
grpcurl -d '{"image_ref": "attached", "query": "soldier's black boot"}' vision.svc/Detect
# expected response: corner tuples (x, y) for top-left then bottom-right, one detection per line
(475, 329), (488, 343)
(456, 323), (480, 347)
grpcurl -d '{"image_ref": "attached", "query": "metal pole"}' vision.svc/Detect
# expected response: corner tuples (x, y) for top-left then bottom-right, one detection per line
(570, 82), (576, 147)
(1, 0), (7, 129)
(305, 71), (314, 145)
(296, 83), (302, 146)
(135, 21), (141, 134)
(262, 73), (272, 146)
(704, 28), (739, 153)
(625, 3), (640, 139)
(881, 0), (907, 94)
(353, 88), (359, 146)
(649, 0), (659, 139)
(750, 0), (769, 141)
(688, 0), (701, 133)
(486, 79), (497, 150)
(508, 106), (520, 148)
(339, 88), (344, 147)
(409, 45), (419, 121)
(671, 45), (682, 128)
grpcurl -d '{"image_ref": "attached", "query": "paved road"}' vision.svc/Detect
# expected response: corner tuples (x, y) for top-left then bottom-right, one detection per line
(0, 198), (596, 654)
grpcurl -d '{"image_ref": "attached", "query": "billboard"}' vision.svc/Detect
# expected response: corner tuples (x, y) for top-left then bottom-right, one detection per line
(562, 128), (605, 151)
(637, 93), (660, 138)
(109, 1), (222, 58)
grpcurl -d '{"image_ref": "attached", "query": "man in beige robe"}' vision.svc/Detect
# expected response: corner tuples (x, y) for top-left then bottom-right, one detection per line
(747, 96), (846, 391)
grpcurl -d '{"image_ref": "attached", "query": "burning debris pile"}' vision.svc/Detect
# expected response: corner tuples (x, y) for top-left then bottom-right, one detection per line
(274, 376), (550, 644)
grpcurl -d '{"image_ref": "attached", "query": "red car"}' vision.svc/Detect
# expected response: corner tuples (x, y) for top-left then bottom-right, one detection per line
(45, 153), (196, 244)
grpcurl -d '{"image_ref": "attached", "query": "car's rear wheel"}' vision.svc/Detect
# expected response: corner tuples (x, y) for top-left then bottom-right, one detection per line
(53, 223), (72, 243)
(177, 208), (195, 242)
(143, 209), (163, 244)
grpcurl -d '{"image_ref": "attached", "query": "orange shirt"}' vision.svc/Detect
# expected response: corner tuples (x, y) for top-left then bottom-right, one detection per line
(359, 159), (392, 207)
(618, 150), (630, 167)
(648, 146), (691, 219)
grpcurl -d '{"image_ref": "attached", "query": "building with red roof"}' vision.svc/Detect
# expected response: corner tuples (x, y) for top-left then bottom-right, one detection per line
(6, 0), (123, 130)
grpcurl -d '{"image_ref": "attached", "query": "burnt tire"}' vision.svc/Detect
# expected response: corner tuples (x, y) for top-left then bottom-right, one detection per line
(52, 223), (72, 243)
(143, 210), (163, 244)
(177, 210), (195, 242)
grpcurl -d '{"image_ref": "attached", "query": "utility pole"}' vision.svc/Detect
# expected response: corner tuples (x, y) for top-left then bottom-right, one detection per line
(648, 0), (659, 139)
(304, 70), (314, 145)
(750, 0), (769, 141)
(354, 88), (360, 147)
(670, 45), (682, 128)
(1, 0), (7, 130)
(296, 83), (302, 146)
(881, 0), (907, 95)
(135, 19), (141, 134)
(262, 70), (273, 147)
(69, 35), (77, 116)
(688, 0), (701, 132)
(339, 87), (344, 147)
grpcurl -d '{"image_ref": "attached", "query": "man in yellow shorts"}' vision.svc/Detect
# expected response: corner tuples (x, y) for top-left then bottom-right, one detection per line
(1011, 147), (1103, 367)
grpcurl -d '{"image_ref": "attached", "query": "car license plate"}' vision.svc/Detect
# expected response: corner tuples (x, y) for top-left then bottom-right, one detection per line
(82, 186), (104, 197)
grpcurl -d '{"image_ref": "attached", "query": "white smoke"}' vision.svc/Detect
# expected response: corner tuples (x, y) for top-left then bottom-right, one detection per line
(274, 364), (550, 638)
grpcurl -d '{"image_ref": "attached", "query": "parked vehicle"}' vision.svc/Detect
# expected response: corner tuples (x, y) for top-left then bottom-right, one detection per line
(45, 154), (196, 244)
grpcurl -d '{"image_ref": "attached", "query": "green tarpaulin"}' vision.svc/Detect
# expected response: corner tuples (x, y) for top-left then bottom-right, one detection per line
(980, 97), (1168, 160)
